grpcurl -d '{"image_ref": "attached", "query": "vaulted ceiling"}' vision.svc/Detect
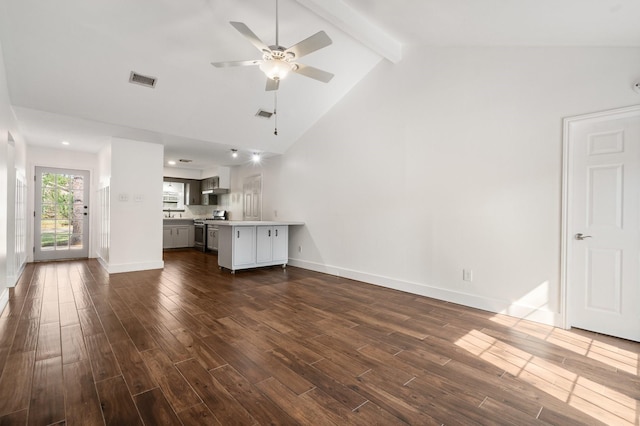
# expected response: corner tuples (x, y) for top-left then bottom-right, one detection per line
(1, 0), (638, 170)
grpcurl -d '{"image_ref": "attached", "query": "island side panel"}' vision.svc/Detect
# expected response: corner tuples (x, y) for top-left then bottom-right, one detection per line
(218, 225), (233, 270)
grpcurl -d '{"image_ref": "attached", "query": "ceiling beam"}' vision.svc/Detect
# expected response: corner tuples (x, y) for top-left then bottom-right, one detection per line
(294, 0), (402, 63)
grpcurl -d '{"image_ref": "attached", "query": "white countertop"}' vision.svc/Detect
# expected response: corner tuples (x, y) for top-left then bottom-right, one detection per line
(203, 220), (304, 226)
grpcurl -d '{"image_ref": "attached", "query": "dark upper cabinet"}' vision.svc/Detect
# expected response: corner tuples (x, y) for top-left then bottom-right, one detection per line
(185, 180), (201, 205)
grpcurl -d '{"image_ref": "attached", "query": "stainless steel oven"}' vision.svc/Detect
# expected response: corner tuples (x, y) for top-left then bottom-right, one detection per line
(194, 210), (227, 253)
(193, 219), (206, 252)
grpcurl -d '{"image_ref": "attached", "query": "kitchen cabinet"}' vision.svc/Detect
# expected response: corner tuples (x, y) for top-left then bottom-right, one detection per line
(201, 193), (217, 206)
(163, 225), (193, 248)
(219, 226), (255, 270)
(207, 226), (219, 251)
(185, 180), (201, 205)
(256, 225), (288, 264)
(201, 177), (217, 192)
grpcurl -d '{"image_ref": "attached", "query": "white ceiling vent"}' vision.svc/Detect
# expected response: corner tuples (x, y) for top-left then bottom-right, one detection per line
(255, 109), (273, 119)
(129, 71), (157, 88)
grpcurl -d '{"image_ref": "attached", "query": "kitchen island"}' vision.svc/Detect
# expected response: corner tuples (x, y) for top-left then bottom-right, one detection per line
(207, 221), (303, 273)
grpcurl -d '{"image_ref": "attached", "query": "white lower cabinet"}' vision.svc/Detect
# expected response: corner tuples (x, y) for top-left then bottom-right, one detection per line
(272, 226), (288, 262)
(233, 226), (256, 267)
(256, 225), (288, 264)
(218, 224), (289, 273)
(207, 226), (219, 251)
(163, 225), (192, 249)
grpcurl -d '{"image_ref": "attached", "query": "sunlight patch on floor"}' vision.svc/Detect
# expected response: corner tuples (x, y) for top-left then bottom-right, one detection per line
(545, 328), (639, 375)
(455, 329), (638, 425)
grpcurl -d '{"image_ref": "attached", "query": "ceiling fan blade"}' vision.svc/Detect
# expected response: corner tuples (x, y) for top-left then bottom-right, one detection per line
(265, 78), (279, 91)
(211, 60), (262, 68)
(285, 31), (332, 59)
(292, 64), (334, 83)
(229, 22), (271, 54)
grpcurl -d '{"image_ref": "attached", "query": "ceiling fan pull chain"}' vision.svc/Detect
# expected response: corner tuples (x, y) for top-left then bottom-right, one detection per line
(274, 92), (278, 136)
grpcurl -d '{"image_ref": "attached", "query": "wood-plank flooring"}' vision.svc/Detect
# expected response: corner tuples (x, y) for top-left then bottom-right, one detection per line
(0, 249), (638, 425)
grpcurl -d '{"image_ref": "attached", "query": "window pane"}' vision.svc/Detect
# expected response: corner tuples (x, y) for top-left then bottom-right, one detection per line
(41, 220), (56, 232)
(41, 231), (56, 249)
(56, 204), (71, 220)
(56, 220), (70, 232)
(57, 187), (72, 205)
(71, 176), (84, 190)
(57, 174), (71, 189)
(73, 189), (84, 204)
(69, 219), (83, 235)
(56, 235), (70, 250)
(70, 234), (83, 249)
(42, 204), (56, 220)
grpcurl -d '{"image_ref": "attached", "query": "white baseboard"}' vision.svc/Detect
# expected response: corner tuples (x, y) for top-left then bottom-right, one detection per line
(288, 258), (560, 327)
(98, 259), (164, 274)
(0, 288), (8, 315)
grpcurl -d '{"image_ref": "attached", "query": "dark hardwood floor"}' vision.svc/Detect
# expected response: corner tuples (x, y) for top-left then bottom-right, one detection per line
(0, 249), (638, 425)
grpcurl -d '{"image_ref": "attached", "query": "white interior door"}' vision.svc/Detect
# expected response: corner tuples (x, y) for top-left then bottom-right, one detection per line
(243, 174), (262, 221)
(34, 167), (90, 261)
(564, 106), (640, 342)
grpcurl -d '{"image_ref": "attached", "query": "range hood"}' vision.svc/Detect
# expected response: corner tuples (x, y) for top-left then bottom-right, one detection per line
(202, 188), (229, 195)
(201, 176), (228, 195)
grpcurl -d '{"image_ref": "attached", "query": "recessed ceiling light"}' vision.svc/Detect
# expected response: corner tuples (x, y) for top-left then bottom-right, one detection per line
(252, 152), (261, 163)
(167, 160), (176, 165)
(231, 149), (238, 158)
(61, 141), (70, 145)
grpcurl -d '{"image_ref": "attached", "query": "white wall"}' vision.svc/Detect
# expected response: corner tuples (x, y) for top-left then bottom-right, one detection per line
(163, 167), (201, 180)
(0, 38), (27, 312)
(236, 46), (640, 325)
(0, 117), (7, 311)
(105, 138), (164, 273)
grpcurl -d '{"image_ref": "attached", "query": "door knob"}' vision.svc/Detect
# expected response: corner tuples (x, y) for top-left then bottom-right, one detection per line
(575, 233), (592, 240)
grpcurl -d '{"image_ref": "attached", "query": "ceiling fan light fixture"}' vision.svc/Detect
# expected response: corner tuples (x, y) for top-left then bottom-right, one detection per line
(260, 59), (293, 80)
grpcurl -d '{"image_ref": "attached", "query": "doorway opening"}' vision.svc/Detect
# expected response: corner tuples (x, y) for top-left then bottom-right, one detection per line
(34, 167), (90, 261)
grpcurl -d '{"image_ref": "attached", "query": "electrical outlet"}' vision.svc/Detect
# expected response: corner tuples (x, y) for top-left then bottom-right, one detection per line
(298, 245), (302, 253)
(463, 269), (473, 282)
(274, 210), (278, 217)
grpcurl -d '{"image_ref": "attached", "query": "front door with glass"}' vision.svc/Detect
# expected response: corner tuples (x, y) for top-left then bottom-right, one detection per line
(34, 167), (90, 261)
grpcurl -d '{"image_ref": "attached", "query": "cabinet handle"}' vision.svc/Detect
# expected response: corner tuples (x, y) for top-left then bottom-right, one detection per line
(275, 229), (278, 237)
(237, 230), (239, 238)
(268, 230), (271, 237)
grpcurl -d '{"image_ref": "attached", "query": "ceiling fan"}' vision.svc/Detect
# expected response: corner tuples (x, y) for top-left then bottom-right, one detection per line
(211, 0), (334, 91)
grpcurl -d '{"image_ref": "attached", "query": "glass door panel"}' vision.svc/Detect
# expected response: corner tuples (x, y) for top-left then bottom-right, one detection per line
(35, 167), (90, 261)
